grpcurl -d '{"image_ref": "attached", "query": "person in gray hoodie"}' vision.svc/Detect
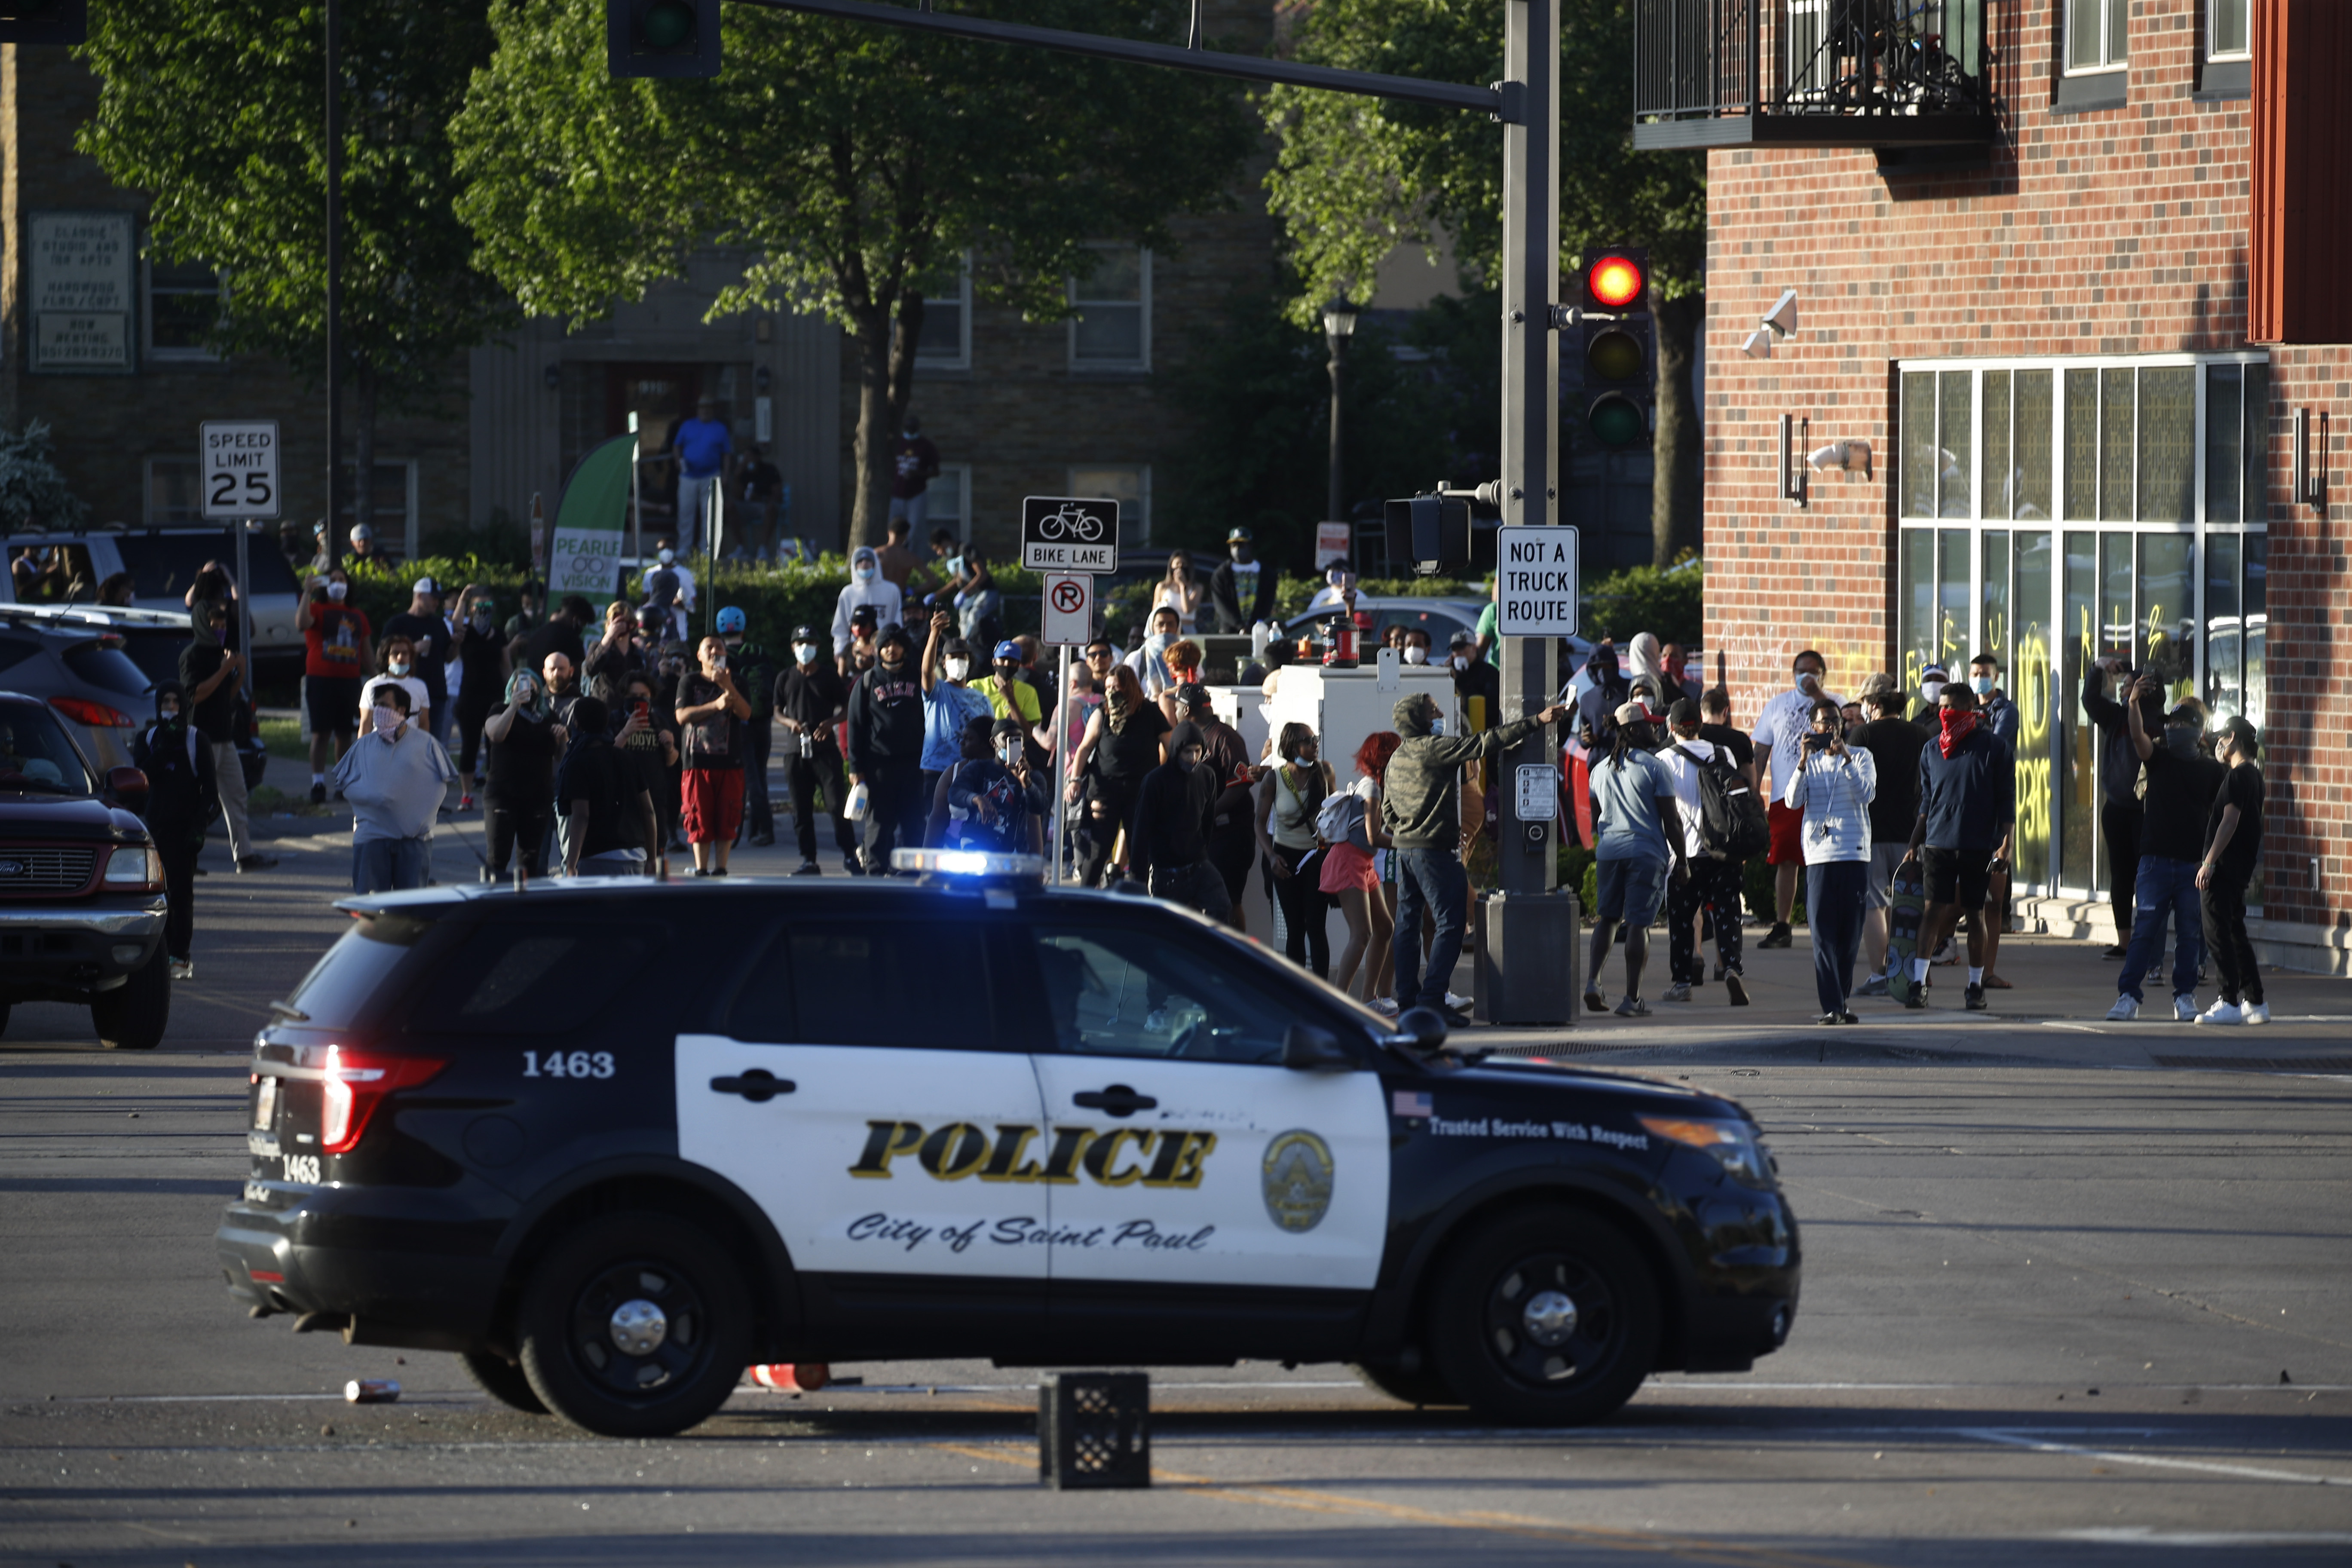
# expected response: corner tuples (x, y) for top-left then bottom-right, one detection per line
(331, 683), (457, 894)
(1380, 689), (1567, 1024)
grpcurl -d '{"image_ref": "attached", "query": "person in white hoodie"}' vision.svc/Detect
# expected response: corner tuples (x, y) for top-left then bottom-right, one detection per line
(1658, 698), (1751, 1007)
(831, 545), (905, 668)
(331, 684), (458, 894)
(1782, 696), (1878, 1025)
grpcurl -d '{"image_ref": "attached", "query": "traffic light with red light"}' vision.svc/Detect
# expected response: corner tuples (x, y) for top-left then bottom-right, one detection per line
(0, 0), (87, 46)
(1578, 248), (1653, 453)
(609, 0), (721, 78)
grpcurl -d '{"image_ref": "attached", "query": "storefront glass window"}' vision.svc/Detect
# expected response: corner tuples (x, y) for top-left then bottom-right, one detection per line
(2244, 531), (2266, 730)
(2204, 532), (2242, 721)
(2137, 367), (2195, 522)
(2098, 533), (2135, 661)
(2062, 530), (2098, 892)
(1939, 371), (1973, 518)
(2205, 364), (2243, 522)
(1981, 531), (2011, 673)
(2243, 363), (2269, 520)
(1900, 529), (1936, 692)
(2138, 532), (2196, 705)
(1902, 372), (1937, 520)
(2015, 370), (2054, 520)
(1981, 370), (2012, 521)
(2013, 530), (2055, 888)
(1938, 529), (1972, 674)
(2063, 369), (2099, 520)
(2100, 368), (2136, 522)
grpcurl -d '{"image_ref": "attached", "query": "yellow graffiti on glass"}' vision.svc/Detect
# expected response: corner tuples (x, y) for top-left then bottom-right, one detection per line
(2014, 625), (2052, 879)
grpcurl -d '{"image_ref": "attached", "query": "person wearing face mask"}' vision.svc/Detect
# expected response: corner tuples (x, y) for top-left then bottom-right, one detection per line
(931, 715), (1046, 856)
(1751, 649), (1841, 950)
(1397, 628), (1435, 668)
(452, 585), (508, 811)
(611, 671), (681, 869)
(483, 669), (564, 879)
(1127, 720), (1231, 921)
(1124, 605), (1185, 698)
(712, 606), (779, 847)
(360, 635), (432, 740)
(847, 622), (929, 871)
(2077, 653), (2148, 956)
(1583, 702), (1694, 1019)
(1068, 664), (1169, 887)
(1897, 684), (2015, 1014)
(919, 611), (993, 817)
(832, 545), (905, 670)
(671, 635), (752, 875)
(1658, 699), (1752, 1008)
(2195, 716), (2268, 1026)
(180, 598), (275, 874)
(1385, 690), (1570, 1022)
(1779, 698), (1877, 1026)
(1304, 559), (1359, 616)
(946, 541), (1002, 649)
(1446, 629), (1502, 731)
(775, 622), (859, 875)
(584, 600), (646, 703)
(1964, 652), (2020, 986)
(2104, 679), (2229, 1021)
(1257, 724), (1335, 977)
(1908, 663), (1949, 726)
(1207, 527), (1278, 634)
(132, 680), (217, 980)
(973, 638), (1044, 731)
(380, 578), (454, 746)
(888, 412), (942, 531)
(331, 684), (456, 894)
(297, 568), (371, 802)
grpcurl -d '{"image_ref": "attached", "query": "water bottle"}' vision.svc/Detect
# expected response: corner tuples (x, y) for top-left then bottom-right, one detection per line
(1250, 619), (1270, 663)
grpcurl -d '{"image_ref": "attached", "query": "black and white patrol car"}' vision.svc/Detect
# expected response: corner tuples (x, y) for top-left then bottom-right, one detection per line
(217, 851), (1799, 1436)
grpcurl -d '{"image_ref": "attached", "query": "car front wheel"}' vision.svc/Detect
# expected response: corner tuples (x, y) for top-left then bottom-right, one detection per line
(92, 946), (168, 1050)
(517, 1211), (752, 1438)
(1428, 1207), (1660, 1427)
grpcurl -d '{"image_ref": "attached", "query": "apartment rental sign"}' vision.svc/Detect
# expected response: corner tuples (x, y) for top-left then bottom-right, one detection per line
(30, 212), (135, 373)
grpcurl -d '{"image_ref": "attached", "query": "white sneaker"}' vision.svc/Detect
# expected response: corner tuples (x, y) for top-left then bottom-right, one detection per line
(1444, 991), (1473, 1011)
(1371, 998), (1400, 1017)
(2243, 1001), (2272, 1025)
(2172, 993), (2199, 1023)
(2195, 999), (2244, 1026)
(2105, 995), (2141, 1021)
(167, 958), (193, 981)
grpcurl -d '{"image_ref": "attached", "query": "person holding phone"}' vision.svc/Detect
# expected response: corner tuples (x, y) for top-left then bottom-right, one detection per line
(1782, 699), (1877, 1024)
(673, 635), (751, 875)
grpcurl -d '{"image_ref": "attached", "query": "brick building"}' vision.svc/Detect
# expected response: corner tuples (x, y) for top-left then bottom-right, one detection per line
(1636, 0), (2351, 973)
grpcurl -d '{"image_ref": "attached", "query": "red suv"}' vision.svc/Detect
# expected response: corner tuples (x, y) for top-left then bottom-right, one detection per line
(0, 693), (169, 1049)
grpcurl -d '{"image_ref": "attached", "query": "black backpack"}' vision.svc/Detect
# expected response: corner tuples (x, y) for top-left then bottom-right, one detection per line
(1675, 744), (1770, 862)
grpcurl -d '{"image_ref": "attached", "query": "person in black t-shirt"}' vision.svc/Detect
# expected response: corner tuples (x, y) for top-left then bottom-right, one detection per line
(2195, 717), (2267, 1024)
(1697, 687), (1755, 783)
(1448, 629), (1502, 729)
(178, 598), (274, 873)
(775, 623), (858, 875)
(483, 670), (562, 878)
(1852, 687), (1930, 992)
(380, 578), (455, 747)
(2108, 680), (2229, 1020)
(613, 670), (682, 866)
(557, 697), (655, 877)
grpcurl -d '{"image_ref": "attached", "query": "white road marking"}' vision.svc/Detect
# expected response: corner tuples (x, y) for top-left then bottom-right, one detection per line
(2061, 1529), (2352, 1547)
(1957, 1426), (2349, 1486)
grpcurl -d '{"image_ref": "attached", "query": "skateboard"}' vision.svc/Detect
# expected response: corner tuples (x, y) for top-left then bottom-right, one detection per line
(1884, 858), (1928, 1006)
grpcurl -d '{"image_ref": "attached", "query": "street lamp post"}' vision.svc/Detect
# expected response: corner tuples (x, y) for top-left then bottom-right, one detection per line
(1321, 298), (1358, 531)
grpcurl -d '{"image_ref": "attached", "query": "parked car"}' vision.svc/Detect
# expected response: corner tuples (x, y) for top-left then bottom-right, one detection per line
(0, 607), (163, 774)
(1285, 595), (1488, 650)
(0, 693), (170, 1050)
(3, 524), (302, 660)
(1, 603), (196, 692)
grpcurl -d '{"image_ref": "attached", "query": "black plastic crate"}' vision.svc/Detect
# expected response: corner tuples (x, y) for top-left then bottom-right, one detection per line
(1038, 1371), (1150, 1489)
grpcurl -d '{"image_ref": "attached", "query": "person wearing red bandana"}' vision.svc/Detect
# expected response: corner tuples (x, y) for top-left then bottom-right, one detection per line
(1898, 685), (2015, 1013)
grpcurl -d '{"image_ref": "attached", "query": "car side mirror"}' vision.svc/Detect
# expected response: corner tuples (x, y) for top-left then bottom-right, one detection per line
(106, 766), (148, 806)
(1282, 1023), (1356, 1072)
(1389, 1005), (1450, 1055)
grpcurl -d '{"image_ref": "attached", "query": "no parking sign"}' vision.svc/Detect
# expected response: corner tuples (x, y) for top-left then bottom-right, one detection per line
(1041, 573), (1094, 646)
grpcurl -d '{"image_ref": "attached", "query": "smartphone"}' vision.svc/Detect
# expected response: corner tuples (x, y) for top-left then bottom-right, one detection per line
(632, 699), (650, 722)
(1802, 731), (1832, 753)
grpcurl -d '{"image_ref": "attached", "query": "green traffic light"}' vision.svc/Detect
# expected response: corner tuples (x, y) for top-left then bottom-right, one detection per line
(1586, 328), (1642, 383)
(643, 0), (696, 49)
(1587, 394), (1645, 450)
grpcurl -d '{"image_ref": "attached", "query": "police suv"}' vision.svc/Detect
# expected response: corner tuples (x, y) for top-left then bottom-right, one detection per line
(217, 851), (1799, 1436)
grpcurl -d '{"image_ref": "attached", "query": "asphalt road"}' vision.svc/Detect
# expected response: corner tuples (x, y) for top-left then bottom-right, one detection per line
(2, 809), (2349, 1565)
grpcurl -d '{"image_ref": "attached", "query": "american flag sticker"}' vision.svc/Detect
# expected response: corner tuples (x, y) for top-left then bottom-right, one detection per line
(1393, 1090), (1433, 1119)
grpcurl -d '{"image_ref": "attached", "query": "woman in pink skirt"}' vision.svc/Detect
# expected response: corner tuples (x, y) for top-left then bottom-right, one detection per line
(1323, 731), (1400, 1008)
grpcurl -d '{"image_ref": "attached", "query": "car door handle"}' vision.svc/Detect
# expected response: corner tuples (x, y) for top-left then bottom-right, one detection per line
(710, 1069), (795, 1103)
(1072, 1084), (1156, 1118)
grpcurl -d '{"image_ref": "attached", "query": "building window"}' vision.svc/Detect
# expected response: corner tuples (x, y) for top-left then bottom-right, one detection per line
(913, 255), (970, 372)
(145, 457), (204, 523)
(1067, 464), (1149, 545)
(2208, 0), (2250, 59)
(336, 460), (422, 559)
(1896, 353), (2268, 903)
(146, 257), (222, 361)
(2065, 0), (2127, 72)
(1069, 247), (1150, 372)
(928, 463), (971, 543)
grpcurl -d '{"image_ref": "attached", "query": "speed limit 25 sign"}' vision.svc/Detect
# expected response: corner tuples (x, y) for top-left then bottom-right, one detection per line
(199, 420), (282, 520)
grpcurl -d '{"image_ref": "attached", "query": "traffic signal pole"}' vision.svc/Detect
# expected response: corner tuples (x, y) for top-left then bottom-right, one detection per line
(324, 0), (342, 572)
(1497, 0), (1560, 901)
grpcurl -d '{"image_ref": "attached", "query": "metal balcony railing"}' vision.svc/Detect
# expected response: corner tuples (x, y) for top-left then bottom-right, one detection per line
(1634, 0), (1995, 150)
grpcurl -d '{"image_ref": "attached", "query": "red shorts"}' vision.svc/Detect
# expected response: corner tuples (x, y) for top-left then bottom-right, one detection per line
(681, 768), (745, 844)
(1765, 799), (1805, 867)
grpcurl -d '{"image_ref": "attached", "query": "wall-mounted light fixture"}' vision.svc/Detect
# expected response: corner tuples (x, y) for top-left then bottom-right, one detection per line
(1742, 289), (1799, 359)
(1779, 415), (1807, 506)
(2294, 409), (2330, 510)
(543, 361), (561, 392)
(1743, 328), (1773, 359)
(1808, 438), (1874, 480)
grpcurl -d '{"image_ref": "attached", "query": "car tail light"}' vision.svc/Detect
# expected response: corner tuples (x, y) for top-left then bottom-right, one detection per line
(49, 696), (135, 729)
(318, 1045), (448, 1155)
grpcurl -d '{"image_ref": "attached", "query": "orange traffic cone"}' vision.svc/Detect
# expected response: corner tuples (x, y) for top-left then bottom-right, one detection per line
(749, 1363), (830, 1392)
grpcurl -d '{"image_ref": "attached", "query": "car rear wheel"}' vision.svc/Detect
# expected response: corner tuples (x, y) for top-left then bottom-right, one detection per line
(1428, 1207), (1660, 1427)
(459, 1348), (548, 1415)
(92, 946), (168, 1050)
(1350, 1361), (1459, 1408)
(517, 1211), (751, 1438)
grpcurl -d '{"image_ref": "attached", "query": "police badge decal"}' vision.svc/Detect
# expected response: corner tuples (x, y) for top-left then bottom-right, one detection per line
(1261, 1129), (1335, 1233)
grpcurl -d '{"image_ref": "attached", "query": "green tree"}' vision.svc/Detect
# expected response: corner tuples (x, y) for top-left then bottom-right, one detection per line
(78, 0), (519, 534)
(452, 0), (1256, 552)
(1262, 0), (1706, 565)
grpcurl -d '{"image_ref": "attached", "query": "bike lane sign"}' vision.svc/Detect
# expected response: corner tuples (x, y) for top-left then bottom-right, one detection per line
(1020, 495), (1121, 573)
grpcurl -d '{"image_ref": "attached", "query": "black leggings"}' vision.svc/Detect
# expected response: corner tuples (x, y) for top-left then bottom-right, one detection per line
(456, 692), (496, 777)
(487, 799), (549, 877)
(2202, 870), (2264, 1005)
(2102, 799), (2143, 944)
(1266, 845), (1331, 977)
(1079, 777), (1141, 887)
(789, 746), (858, 863)
(158, 834), (196, 962)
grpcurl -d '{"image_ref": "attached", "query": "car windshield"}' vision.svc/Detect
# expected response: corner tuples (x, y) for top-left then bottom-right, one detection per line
(0, 706), (96, 795)
(115, 532), (299, 603)
(62, 640), (156, 704)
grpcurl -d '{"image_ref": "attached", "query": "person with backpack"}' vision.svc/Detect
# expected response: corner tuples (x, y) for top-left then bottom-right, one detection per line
(1784, 698), (1879, 1024)
(1317, 737), (1392, 1004)
(1852, 685), (1931, 994)
(1658, 699), (1754, 1007)
(1584, 701), (1692, 1018)
(1130, 721), (1230, 923)
(132, 681), (218, 980)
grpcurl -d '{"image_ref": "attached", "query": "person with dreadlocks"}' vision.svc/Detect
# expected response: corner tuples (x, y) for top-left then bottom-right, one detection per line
(1582, 701), (1691, 1018)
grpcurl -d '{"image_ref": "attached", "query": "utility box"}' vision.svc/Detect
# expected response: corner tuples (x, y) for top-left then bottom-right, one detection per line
(1038, 1371), (1150, 1489)
(1476, 889), (1580, 1026)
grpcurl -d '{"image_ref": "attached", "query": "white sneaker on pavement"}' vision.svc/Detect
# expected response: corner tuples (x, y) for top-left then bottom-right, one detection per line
(2195, 999), (2244, 1026)
(2104, 995), (2141, 1021)
(2171, 993), (2198, 1022)
(2243, 1001), (2272, 1025)
(1443, 991), (1473, 1011)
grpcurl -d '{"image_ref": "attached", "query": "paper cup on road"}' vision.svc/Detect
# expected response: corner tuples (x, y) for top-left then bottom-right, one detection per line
(344, 1379), (400, 1404)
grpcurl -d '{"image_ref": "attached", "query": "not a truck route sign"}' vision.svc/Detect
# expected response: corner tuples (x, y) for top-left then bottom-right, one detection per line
(1494, 525), (1579, 638)
(199, 421), (282, 520)
(1020, 496), (1121, 574)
